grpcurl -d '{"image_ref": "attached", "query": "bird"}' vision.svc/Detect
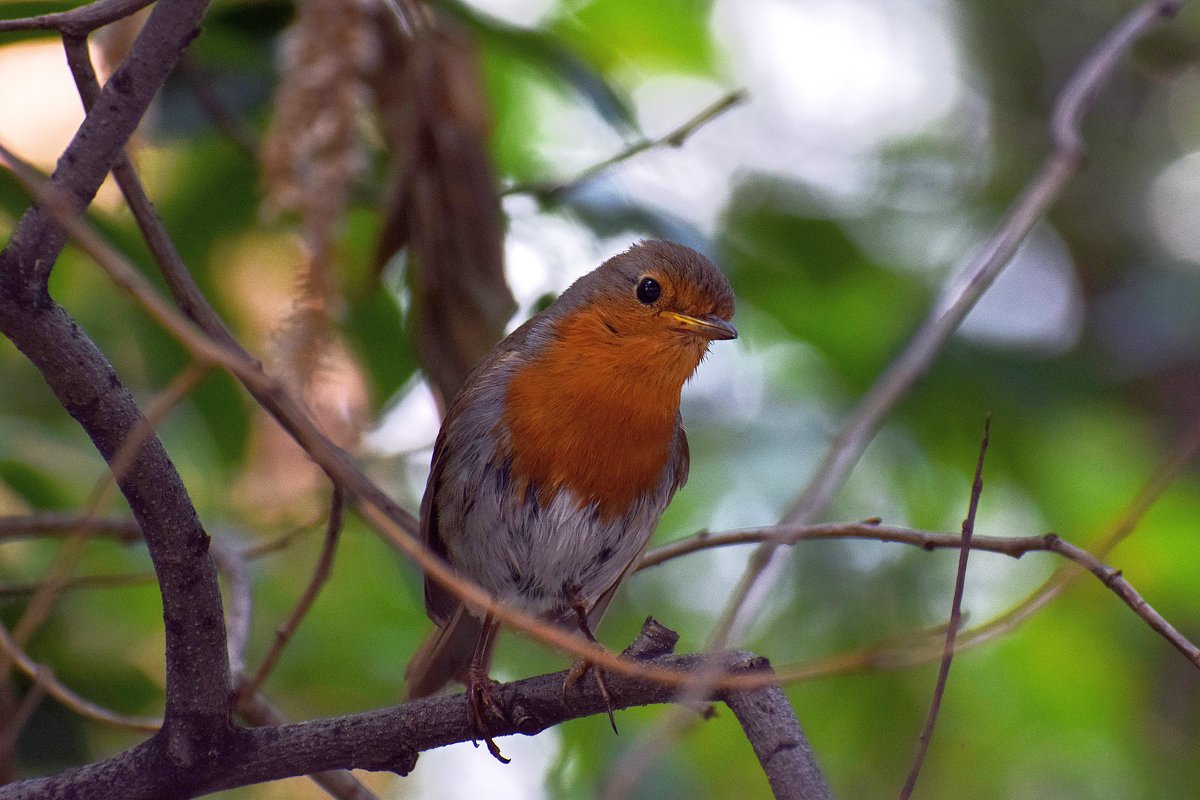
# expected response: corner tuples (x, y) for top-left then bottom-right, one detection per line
(404, 239), (736, 761)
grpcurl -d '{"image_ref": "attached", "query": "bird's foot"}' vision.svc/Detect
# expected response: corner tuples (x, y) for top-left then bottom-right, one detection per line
(466, 667), (509, 763)
(564, 658), (618, 734)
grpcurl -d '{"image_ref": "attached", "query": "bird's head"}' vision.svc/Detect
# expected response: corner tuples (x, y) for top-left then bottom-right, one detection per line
(561, 240), (737, 374)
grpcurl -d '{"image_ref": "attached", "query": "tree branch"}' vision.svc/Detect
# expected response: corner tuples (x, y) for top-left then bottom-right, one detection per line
(0, 0), (230, 766)
(0, 513), (142, 543)
(0, 0), (154, 35)
(0, 619), (160, 731)
(0, 621), (825, 800)
(900, 417), (988, 798)
(502, 90), (747, 199)
(708, 0), (1186, 650)
(237, 490), (345, 704)
(722, 655), (832, 800)
(0, 0), (212, 301)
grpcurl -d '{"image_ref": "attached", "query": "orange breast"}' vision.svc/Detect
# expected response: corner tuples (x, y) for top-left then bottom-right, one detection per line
(500, 307), (700, 521)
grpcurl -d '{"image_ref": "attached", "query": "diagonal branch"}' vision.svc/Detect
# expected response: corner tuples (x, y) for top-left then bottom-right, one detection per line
(502, 90), (747, 199)
(899, 417), (989, 799)
(709, 0), (1186, 651)
(237, 490), (345, 704)
(0, 619), (160, 731)
(0, 0), (230, 764)
(0, 0), (213, 301)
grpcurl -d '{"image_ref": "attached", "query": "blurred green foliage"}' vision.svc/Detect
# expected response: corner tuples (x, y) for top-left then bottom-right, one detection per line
(3, 0), (1200, 798)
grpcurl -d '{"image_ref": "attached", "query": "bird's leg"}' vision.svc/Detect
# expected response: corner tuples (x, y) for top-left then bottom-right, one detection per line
(563, 596), (618, 734)
(465, 612), (509, 763)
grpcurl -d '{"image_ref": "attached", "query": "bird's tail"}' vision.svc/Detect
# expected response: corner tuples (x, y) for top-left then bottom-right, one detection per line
(405, 604), (488, 700)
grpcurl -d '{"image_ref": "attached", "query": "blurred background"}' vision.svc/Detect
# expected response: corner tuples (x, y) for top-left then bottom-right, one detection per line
(2, 0), (1200, 797)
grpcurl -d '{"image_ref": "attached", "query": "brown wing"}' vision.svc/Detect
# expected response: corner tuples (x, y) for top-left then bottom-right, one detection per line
(420, 422), (459, 626)
(419, 333), (534, 625)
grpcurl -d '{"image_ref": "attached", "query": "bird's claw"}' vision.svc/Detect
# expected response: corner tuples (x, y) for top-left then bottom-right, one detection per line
(564, 658), (618, 734)
(466, 668), (509, 763)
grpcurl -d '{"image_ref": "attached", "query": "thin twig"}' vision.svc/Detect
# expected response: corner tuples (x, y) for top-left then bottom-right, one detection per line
(0, 0), (153, 34)
(900, 417), (989, 799)
(948, 409), (1200, 658)
(0, 574), (156, 599)
(237, 489), (345, 704)
(0, 514), (142, 543)
(502, 90), (747, 198)
(239, 521), (324, 560)
(175, 54), (260, 158)
(640, 521), (1053, 571)
(709, 0), (1185, 653)
(0, 619), (160, 731)
(0, 672), (46, 759)
(6, 363), (209, 651)
(767, 416), (1200, 685)
(1043, 535), (1200, 667)
(59, 36), (252, 363)
(210, 538), (254, 678)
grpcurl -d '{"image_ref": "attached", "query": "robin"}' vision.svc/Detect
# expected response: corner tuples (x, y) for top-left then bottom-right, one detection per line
(404, 239), (736, 761)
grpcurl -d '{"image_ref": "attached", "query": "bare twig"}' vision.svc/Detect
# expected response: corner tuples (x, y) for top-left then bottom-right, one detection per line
(0, 673), (46, 759)
(6, 363), (209, 651)
(239, 521), (324, 560)
(502, 90), (747, 198)
(767, 414), (1200, 686)
(640, 521), (1052, 571)
(0, 620), (160, 731)
(238, 490), (345, 704)
(210, 538), (254, 678)
(0, 574), (156, 598)
(59, 35), (249, 362)
(646, 510), (1200, 683)
(175, 54), (260, 157)
(0, 514), (141, 543)
(710, 0), (1185, 651)
(948, 410), (1200, 657)
(1043, 535), (1200, 667)
(900, 417), (989, 799)
(0, 0), (153, 35)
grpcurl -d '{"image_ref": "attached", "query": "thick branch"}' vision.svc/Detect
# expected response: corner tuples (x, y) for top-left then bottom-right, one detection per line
(0, 0), (229, 765)
(0, 301), (231, 758)
(723, 655), (831, 800)
(0, 0), (211, 302)
(0, 622), (826, 800)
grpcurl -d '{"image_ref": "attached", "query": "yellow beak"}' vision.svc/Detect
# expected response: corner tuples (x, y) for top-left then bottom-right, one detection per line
(665, 312), (738, 341)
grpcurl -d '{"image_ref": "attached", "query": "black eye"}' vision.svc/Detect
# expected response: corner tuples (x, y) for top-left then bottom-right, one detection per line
(636, 277), (661, 304)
